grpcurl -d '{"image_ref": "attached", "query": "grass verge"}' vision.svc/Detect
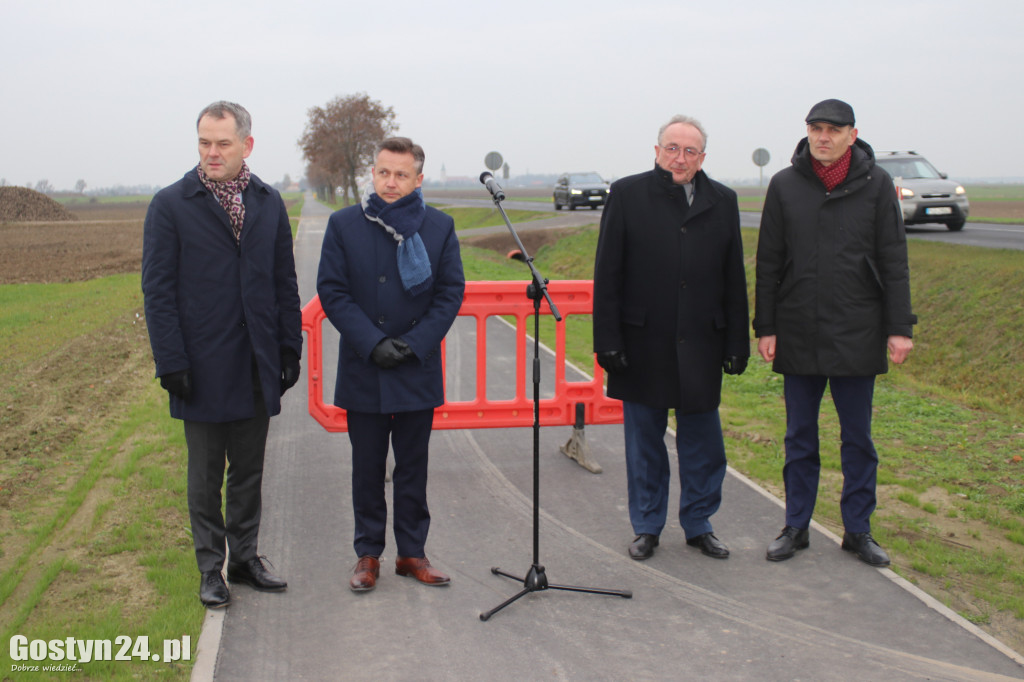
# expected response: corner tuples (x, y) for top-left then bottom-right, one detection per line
(1, 275), (201, 680)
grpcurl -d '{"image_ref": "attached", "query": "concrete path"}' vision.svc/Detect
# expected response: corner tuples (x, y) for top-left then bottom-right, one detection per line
(192, 193), (1024, 681)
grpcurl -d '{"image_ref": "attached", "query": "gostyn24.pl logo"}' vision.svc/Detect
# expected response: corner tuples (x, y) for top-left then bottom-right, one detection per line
(9, 634), (191, 669)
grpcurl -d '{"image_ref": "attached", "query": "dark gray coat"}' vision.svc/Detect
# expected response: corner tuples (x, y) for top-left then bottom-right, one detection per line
(593, 166), (750, 414)
(753, 137), (916, 376)
(142, 169), (302, 422)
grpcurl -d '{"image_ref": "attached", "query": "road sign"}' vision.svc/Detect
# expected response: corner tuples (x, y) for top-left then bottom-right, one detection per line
(484, 152), (503, 171)
(752, 147), (771, 186)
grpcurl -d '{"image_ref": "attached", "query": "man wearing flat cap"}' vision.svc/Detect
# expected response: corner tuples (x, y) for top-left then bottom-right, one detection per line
(753, 99), (917, 567)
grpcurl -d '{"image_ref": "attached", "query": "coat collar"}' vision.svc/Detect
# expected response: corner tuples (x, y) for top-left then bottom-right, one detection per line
(181, 167), (271, 239)
(182, 166), (270, 199)
(651, 164), (723, 220)
(791, 137), (876, 188)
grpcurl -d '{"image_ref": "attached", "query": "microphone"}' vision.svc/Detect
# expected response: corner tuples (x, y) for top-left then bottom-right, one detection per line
(479, 171), (506, 201)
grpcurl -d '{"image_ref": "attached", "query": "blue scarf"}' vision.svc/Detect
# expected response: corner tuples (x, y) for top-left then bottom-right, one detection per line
(361, 188), (433, 296)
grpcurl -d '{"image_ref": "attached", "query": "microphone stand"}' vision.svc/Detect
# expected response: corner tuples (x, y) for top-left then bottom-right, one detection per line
(477, 176), (631, 622)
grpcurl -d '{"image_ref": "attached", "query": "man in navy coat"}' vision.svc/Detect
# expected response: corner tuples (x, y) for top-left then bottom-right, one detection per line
(317, 137), (464, 592)
(142, 101), (302, 608)
(593, 115), (749, 562)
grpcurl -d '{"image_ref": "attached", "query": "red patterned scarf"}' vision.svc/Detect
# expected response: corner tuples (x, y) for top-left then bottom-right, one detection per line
(197, 162), (251, 243)
(811, 147), (852, 191)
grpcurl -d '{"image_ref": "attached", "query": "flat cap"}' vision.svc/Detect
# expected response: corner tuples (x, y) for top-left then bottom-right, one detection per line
(805, 99), (855, 126)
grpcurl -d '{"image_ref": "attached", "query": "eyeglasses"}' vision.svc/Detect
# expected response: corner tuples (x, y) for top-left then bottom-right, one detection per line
(660, 145), (704, 159)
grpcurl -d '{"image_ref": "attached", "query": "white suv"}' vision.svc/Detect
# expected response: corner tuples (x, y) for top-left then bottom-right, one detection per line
(875, 151), (969, 231)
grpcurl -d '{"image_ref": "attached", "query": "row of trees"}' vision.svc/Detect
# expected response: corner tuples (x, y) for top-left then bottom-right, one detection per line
(299, 93), (397, 205)
(0, 179), (86, 194)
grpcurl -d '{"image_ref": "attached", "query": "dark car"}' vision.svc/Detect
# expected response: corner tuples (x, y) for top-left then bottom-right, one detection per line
(875, 151), (970, 231)
(553, 172), (610, 210)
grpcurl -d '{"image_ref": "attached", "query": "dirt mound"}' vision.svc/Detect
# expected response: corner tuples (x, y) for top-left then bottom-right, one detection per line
(0, 186), (78, 222)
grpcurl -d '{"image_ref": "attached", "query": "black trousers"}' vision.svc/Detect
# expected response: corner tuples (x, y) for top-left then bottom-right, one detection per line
(184, 374), (269, 573)
(347, 408), (434, 559)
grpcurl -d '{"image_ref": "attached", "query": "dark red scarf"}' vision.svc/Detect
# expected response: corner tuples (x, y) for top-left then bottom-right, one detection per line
(811, 147), (852, 191)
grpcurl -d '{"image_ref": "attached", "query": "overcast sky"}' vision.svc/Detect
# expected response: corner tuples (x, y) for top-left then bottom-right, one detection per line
(3, 0), (1021, 191)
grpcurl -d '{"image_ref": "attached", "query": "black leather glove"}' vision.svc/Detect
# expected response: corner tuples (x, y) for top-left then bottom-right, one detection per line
(371, 338), (409, 369)
(722, 355), (748, 376)
(280, 348), (301, 394)
(596, 350), (629, 374)
(391, 338), (415, 362)
(160, 369), (192, 400)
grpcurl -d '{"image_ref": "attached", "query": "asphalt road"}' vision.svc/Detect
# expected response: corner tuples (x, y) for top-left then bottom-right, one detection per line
(425, 188), (1024, 250)
(191, 194), (1024, 681)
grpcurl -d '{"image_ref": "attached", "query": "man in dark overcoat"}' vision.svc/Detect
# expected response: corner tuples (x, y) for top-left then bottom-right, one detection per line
(142, 101), (302, 608)
(593, 115), (749, 561)
(317, 137), (464, 592)
(754, 99), (916, 567)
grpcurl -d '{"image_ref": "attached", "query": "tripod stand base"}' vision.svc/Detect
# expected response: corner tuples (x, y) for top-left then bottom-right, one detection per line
(479, 563), (632, 621)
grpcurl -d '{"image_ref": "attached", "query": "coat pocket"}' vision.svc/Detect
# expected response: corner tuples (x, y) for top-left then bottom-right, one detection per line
(864, 256), (885, 293)
(622, 305), (646, 327)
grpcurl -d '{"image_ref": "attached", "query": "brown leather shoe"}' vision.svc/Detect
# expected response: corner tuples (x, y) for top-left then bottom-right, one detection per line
(395, 556), (450, 586)
(349, 556), (380, 592)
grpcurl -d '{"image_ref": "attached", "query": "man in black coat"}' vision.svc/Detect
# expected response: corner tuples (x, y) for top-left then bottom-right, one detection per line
(142, 101), (302, 608)
(753, 99), (916, 567)
(594, 115), (749, 561)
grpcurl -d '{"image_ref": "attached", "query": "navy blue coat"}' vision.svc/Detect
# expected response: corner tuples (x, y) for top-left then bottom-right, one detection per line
(316, 203), (464, 413)
(142, 169), (302, 422)
(593, 166), (750, 414)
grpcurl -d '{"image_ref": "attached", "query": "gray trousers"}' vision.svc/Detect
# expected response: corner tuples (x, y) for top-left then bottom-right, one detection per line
(184, 375), (269, 573)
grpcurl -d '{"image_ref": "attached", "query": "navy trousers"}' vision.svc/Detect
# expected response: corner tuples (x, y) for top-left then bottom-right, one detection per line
(782, 375), (878, 533)
(623, 401), (727, 539)
(347, 408), (434, 559)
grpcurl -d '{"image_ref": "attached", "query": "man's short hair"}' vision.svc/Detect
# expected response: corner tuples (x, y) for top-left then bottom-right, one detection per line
(658, 115), (708, 152)
(376, 137), (425, 173)
(197, 101), (252, 140)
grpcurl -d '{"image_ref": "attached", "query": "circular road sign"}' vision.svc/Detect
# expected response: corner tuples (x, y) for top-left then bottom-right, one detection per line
(484, 151), (503, 171)
(752, 148), (771, 167)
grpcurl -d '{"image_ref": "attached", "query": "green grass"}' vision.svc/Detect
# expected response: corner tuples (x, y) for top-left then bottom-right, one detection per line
(285, 193), (304, 238)
(963, 185), (1024, 200)
(0, 275), (140, 368)
(0, 273), (201, 680)
(440, 206), (549, 230)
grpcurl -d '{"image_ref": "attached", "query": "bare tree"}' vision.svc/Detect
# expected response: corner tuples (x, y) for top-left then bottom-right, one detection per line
(305, 160), (342, 204)
(299, 93), (397, 205)
(34, 179), (54, 194)
(75, 179), (87, 194)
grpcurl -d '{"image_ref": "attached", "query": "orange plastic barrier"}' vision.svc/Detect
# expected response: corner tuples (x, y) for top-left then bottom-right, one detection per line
(301, 280), (623, 432)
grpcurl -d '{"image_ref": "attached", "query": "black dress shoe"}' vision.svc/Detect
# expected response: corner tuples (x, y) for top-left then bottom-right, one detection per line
(199, 571), (230, 608)
(628, 534), (659, 560)
(842, 531), (891, 567)
(686, 532), (730, 559)
(227, 556), (288, 592)
(766, 526), (810, 562)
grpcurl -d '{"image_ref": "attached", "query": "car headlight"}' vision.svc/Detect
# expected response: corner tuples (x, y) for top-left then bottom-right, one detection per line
(570, 189), (582, 195)
(955, 185), (966, 195)
(899, 187), (915, 199)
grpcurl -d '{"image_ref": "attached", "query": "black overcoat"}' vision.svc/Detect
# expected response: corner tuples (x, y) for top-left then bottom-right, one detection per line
(753, 138), (916, 376)
(593, 166), (750, 414)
